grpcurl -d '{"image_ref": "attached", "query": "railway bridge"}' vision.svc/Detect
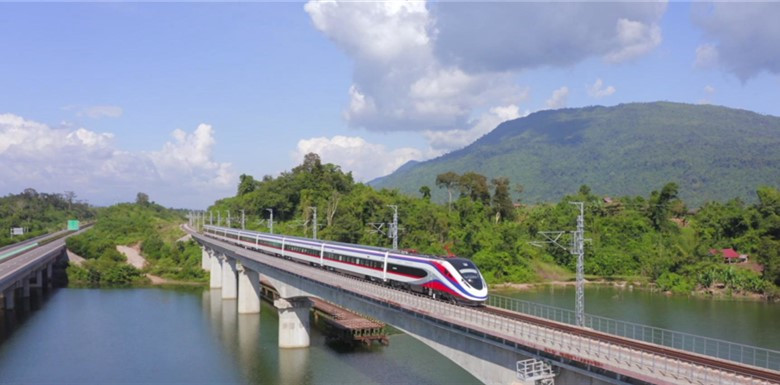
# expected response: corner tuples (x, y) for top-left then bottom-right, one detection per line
(190, 226), (780, 385)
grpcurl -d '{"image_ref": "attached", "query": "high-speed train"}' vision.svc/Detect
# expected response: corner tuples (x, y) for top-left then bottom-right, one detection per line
(203, 225), (488, 305)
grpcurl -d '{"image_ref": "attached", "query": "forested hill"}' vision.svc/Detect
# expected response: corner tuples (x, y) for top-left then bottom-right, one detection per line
(370, 102), (780, 207)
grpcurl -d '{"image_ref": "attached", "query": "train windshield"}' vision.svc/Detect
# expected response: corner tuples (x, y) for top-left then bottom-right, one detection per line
(450, 258), (484, 290)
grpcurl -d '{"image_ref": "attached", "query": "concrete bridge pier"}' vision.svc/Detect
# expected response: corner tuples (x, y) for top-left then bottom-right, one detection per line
(237, 264), (260, 314)
(3, 287), (15, 310)
(31, 270), (43, 288)
(46, 263), (52, 287)
(22, 276), (30, 297)
(201, 247), (211, 271)
(221, 257), (237, 299)
(210, 253), (223, 289)
(274, 297), (312, 348)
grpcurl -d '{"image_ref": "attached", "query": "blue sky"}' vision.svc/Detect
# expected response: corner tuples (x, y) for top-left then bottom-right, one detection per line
(1, 2), (778, 208)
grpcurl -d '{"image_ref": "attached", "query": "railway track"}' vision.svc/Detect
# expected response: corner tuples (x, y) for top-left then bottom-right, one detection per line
(199, 228), (779, 384)
(480, 305), (780, 384)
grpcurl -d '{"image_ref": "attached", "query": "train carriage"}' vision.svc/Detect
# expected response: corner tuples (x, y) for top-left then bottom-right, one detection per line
(203, 225), (488, 305)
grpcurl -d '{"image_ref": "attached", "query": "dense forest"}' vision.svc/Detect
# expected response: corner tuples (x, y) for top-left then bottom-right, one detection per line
(0, 189), (95, 247)
(65, 195), (205, 285)
(211, 153), (780, 299)
(372, 102), (780, 207)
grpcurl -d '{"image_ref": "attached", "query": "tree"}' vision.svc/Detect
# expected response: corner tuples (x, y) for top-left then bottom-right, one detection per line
(294, 152), (323, 175)
(64, 191), (76, 211)
(649, 182), (679, 231)
(419, 186), (431, 201)
(459, 172), (490, 205)
(237, 174), (256, 196)
(435, 172), (460, 209)
(136, 192), (150, 206)
(491, 177), (515, 222)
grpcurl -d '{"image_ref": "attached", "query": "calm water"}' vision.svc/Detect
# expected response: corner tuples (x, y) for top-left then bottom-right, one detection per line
(495, 285), (780, 351)
(1, 286), (778, 384)
(0, 288), (478, 384)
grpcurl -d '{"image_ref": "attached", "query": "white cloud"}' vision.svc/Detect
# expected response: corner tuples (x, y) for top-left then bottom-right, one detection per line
(692, 3), (780, 80)
(604, 18), (662, 63)
(423, 104), (526, 153)
(0, 113), (234, 207)
(63, 105), (124, 119)
(546, 87), (570, 109)
(293, 136), (428, 182)
(305, 1), (541, 134)
(694, 43), (719, 69)
(82, 105), (123, 119)
(430, 2), (666, 71)
(587, 79), (616, 98)
(704, 85), (716, 94)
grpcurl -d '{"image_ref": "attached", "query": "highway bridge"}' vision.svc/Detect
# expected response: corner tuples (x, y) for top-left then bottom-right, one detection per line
(0, 231), (72, 310)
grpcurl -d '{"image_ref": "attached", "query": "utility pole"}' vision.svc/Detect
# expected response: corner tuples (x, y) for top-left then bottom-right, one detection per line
(210, 211), (213, 225)
(218, 211), (221, 226)
(241, 210), (245, 230)
(530, 201), (587, 327)
(571, 202), (585, 328)
(388, 205), (399, 250)
(227, 210), (231, 228)
(266, 208), (274, 234)
(309, 207), (318, 239)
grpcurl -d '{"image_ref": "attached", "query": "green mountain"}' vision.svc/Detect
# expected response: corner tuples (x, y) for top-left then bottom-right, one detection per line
(370, 102), (780, 207)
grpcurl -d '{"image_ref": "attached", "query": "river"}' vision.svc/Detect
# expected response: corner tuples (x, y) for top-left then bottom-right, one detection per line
(0, 286), (777, 383)
(494, 284), (780, 351)
(0, 287), (477, 384)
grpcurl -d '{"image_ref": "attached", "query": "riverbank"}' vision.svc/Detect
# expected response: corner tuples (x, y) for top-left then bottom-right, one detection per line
(491, 279), (777, 302)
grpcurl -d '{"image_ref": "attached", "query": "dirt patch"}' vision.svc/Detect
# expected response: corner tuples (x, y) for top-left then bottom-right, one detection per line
(117, 244), (146, 269)
(66, 250), (86, 266)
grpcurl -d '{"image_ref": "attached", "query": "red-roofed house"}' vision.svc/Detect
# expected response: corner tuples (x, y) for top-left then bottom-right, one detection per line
(710, 248), (749, 264)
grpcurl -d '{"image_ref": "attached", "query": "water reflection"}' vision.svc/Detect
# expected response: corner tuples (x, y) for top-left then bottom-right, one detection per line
(0, 287), (51, 344)
(279, 346), (310, 384)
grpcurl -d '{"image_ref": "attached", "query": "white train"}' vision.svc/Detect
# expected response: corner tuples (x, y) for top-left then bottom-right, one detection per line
(203, 225), (488, 305)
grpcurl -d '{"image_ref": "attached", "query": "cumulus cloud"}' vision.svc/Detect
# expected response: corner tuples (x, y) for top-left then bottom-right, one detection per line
(692, 3), (780, 80)
(430, 2), (666, 71)
(293, 136), (429, 181)
(546, 87), (570, 109)
(587, 79), (616, 98)
(0, 113), (234, 207)
(423, 104), (526, 153)
(704, 85), (715, 94)
(306, 1), (565, 135)
(305, 0), (664, 148)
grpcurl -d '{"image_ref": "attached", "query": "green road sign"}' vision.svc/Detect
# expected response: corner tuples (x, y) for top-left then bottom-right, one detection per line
(67, 220), (80, 231)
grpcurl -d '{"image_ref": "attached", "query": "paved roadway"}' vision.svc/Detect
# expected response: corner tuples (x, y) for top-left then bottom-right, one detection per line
(0, 230), (68, 260)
